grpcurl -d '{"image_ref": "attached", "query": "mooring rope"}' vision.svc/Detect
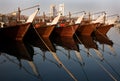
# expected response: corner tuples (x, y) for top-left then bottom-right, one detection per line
(33, 26), (78, 81)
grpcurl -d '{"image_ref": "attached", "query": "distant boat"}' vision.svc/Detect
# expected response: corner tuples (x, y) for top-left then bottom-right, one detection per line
(0, 8), (39, 41)
(94, 14), (119, 35)
(76, 13), (105, 36)
(34, 15), (61, 38)
(52, 13), (85, 37)
(95, 24), (114, 35)
(76, 23), (99, 36)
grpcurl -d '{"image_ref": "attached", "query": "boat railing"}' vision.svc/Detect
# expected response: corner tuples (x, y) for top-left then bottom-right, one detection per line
(91, 12), (106, 24)
(105, 14), (119, 25)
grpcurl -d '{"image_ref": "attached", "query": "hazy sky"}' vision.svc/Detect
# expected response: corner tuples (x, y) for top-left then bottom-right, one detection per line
(0, 0), (120, 16)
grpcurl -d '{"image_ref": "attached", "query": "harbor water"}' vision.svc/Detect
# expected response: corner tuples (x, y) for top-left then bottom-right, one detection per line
(0, 26), (120, 81)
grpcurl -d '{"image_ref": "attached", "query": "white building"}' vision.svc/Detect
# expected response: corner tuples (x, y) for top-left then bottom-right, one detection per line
(50, 4), (57, 17)
(58, 3), (64, 16)
(49, 3), (65, 17)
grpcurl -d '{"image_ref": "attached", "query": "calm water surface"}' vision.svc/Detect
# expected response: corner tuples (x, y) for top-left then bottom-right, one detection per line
(0, 27), (120, 81)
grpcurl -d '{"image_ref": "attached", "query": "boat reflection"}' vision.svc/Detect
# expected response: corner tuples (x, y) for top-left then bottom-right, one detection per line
(52, 36), (85, 66)
(93, 34), (116, 55)
(28, 37), (78, 81)
(75, 35), (104, 60)
(0, 40), (42, 80)
(0, 32), (118, 81)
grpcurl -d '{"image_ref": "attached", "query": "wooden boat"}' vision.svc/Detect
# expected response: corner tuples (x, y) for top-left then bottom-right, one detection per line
(0, 8), (39, 40)
(76, 13), (105, 36)
(34, 15), (61, 38)
(94, 15), (119, 35)
(94, 24), (114, 35)
(76, 23), (99, 36)
(52, 13), (85, 37)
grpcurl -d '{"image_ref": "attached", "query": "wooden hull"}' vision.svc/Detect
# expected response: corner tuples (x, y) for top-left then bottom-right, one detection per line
(77, 23), (98, 36)
(94, 24), (114, 35)
(0, 23), (31, 40)
(35, 26), (55, 38)
(53, 24), (79, 37)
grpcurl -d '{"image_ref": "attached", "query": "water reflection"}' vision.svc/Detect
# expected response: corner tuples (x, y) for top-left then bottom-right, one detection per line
(0, 40), (42, 81)
(0, 27), (120, 81)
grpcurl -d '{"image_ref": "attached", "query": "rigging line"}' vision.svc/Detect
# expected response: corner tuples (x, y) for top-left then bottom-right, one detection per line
(2, 54), (42, 80)
(103, 59), (120, 78)
(94, 47), (120, 78)
(56, 44), (82, 62)
(73, 29), (118, 81)
(99, 49), (120, 72)
(84, 50), (118, 81)
(74, 50), (90, 81)
(81, 67), (90, 81)
(38, 52), (61, 68)
(94, 39), (117, 56)
(98, 46), (114, 55)
(71, 24), (91, 81)
(33, 26), (78, 81)
(57, 47), (89, 81)
(94, 59), (117, 81)
(57, 48), (82, 65)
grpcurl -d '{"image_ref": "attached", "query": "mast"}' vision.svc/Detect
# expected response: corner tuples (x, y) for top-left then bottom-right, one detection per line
(18, 7), (21, 22)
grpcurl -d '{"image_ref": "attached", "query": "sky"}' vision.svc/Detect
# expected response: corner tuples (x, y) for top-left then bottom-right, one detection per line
(0, 0), (120, 16)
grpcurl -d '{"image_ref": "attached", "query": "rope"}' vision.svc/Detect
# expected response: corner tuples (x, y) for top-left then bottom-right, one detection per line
(2, 53), (42, 80)
(71, 25), (118, 81)
(33, 26), (78, 81)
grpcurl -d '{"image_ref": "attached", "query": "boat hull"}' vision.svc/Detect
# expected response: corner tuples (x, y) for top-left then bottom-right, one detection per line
(52, 24), (79, 37)
(94, 24), (114, 35)
(0, 23), (31, 40)
(35, 25), (55, 38)
(77, 23), (98, 36)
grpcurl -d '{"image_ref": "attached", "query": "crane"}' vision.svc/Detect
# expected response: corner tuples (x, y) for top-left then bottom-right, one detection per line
(17, 5), (40, 22)
(9, 5), (40, 22)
